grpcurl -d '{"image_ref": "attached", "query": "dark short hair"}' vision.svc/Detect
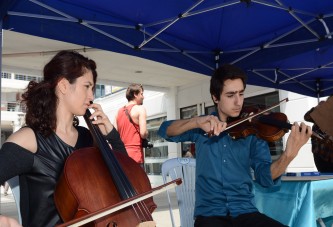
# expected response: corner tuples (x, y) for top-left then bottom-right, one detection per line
(126, 83), (143, 101)
(210, 64), (247, 106)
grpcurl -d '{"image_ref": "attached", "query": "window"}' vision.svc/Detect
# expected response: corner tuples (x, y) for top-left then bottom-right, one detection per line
(144, 116), (168, 175)
(180, 105), (197, 119)
(243, 92), (280, 112)
(180, 105), (197, 158)
(94, 84), (105, 98)
(14, 74), (42, 82)
(1, 72), (11, 79)
(205, 105), (215, 115)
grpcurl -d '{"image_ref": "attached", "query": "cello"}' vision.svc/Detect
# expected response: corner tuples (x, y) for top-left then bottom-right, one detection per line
(54, 108), (158, 227)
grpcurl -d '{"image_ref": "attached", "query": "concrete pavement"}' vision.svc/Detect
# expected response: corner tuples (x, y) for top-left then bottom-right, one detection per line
(0, 187), (19, 221)
(152, 189), (180, 227)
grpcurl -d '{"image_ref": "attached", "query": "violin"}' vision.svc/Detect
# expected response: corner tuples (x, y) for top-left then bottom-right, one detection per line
(225, 99), (330, 144)
(227, 106), (289, 142)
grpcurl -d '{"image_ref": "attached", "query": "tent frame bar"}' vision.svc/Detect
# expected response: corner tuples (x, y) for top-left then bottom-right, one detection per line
(4, 0), (333, 97)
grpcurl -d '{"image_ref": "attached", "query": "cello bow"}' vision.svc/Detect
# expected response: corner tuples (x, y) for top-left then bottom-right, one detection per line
(56, 178), (182, 227)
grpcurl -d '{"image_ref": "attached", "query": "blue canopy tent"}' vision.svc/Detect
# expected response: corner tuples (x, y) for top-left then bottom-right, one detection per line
(1, 0), (333, 97)
(248, 46), (333, 98)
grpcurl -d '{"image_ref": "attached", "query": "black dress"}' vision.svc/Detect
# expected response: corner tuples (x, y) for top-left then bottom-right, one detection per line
(0, 126), (126, 227)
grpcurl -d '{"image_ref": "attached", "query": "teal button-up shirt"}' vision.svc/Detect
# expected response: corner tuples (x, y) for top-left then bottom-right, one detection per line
(158, 119), (280, 218)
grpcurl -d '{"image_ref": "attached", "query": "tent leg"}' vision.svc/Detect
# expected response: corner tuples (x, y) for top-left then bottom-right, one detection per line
(0, 20), (3, 143)
(316, 79), (320, 103)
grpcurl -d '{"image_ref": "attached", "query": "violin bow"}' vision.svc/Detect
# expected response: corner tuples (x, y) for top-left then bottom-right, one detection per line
(225, 98), (324, 142)
(225, 98), (289, 131)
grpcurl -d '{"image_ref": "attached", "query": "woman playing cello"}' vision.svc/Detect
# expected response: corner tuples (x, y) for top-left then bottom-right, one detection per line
(0, 50), (127, 227)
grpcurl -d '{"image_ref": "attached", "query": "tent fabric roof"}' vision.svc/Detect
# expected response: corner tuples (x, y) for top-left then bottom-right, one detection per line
(1, 0), (333, 97)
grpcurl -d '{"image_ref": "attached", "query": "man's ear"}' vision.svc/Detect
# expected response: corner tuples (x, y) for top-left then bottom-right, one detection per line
(58, 78), (69, 94)
(212, 95), (219, 104)
(134, 92), (140, 100)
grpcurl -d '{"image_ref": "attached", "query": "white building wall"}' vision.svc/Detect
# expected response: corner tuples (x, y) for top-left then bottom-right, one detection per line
(2, 77), (29, 91)
(165, 87), (179, 158)
(279, 91), (320, 172)
(178, 81), (211, 110)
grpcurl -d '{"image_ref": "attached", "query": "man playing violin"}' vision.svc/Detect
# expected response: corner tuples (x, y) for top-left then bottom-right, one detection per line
(158, 64), (312, 227)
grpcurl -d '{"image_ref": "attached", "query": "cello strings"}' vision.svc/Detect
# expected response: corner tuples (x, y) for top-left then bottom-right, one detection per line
(85, 109), (153, 223)
(101, 139), (153, 221)
(84, 116), (140, 220)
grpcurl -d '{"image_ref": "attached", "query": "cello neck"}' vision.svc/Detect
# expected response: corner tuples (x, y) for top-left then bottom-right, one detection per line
(83, 109), (137, 200)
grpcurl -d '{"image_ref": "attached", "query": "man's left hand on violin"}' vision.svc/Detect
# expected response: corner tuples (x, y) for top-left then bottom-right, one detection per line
(285, 122), (312, 159)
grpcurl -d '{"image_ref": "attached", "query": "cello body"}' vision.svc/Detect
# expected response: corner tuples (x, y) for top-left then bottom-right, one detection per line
(54, 147), (156, 227)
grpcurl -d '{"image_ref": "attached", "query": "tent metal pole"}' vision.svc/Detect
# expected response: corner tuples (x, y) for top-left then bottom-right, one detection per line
(138, 0), (204, 49)
(277, 70), (315, 92)
(7, 11), (76, 22)
(250, 70), (277, 84)
(280, 61), (333, 84)
(253, 0), (316, 17)
(316, 79), (320, 103)
(274, 0), (319, 38)
(182, 52), (214, 71)
(231, 17), (317, 64)
(139, 29), (214, 71)
(30, 0), (75, 20)
(8, 11), (135, 29)
(144, 1), (240, 28)
(215, 53), (219, 70)
(0, 20), (2, 144)
(322, 85), (333, 94)
(12, 0), (212, 70)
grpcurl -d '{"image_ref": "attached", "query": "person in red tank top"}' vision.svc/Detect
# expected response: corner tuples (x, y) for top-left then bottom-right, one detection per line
(114, 84), (148, 166)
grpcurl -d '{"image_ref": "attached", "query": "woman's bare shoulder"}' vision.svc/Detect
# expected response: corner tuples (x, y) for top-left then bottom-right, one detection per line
(6, 127), (37, 153)
(0, 215), (21, 227)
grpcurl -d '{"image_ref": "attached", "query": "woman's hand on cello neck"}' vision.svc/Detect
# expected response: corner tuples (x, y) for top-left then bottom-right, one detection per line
(88, 102), (114, 135)
(0, 216), (21, 227)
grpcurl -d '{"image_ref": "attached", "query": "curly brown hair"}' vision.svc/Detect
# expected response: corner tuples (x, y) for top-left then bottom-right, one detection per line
(21, 50), (97, 137)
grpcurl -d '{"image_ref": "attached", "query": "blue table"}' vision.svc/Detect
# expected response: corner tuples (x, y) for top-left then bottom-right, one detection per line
(255, 176), (333, 227)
